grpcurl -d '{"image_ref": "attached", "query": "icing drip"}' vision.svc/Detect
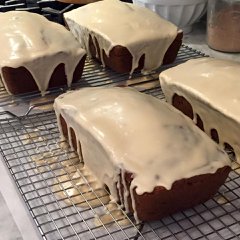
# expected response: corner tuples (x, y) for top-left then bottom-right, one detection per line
(56, 113), (64, 140)
(160, 57), (240, 163)
(64, 0), (177, 74)
(121, 170), (129, 212)
(54, 87), (231, 220)
(116, 173), (124, 208)
(129, 184), (138, 223)
(0, 11), (86, 95)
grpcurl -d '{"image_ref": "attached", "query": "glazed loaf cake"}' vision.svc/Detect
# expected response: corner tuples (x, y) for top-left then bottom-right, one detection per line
(54, 87), (231, 221)
(160, 57), (240, 162)
(64, 0), (182, 74)
(0, 11), (86, 95)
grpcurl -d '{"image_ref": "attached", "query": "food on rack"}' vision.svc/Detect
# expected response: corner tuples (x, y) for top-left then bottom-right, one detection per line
(54, 87), (231, 221)
(0, 11), (86, 96)
(64, 0), (183, 74)
(160, 57), (240, 162)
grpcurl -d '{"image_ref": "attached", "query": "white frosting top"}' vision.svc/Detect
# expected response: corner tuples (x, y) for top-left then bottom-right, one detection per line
(159, 58), (240, 123)
(54, 87), (230, 195)
(0, 11), (86, 95)
(64, 0), (178, 74)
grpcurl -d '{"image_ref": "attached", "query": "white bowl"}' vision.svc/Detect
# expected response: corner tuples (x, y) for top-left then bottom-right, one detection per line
(132, 0), (207, 33)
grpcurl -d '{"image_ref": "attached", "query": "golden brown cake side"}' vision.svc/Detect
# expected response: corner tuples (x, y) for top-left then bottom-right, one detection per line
(2, 57), (86, 95)
(87, 31), (183, 73)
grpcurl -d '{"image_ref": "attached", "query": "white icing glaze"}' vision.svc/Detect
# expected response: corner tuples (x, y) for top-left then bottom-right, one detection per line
(160, 57), (240, 163)
(64, 0), (178, 74)
(0, 11), (86, 95)
(54, 86), (230, 221)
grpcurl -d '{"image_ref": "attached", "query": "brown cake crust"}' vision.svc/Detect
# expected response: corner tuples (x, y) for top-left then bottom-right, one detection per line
(1, 55), (86, 95)
(122, 168), (230, 221)
(87, 31), (183, 73)
(59, 114), (231, 221)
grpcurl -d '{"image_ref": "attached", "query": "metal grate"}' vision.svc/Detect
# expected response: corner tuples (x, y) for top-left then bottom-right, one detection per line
(0, 109), (240, 240)
(0, 45), (205, 115)
(1, 45), (239, 239)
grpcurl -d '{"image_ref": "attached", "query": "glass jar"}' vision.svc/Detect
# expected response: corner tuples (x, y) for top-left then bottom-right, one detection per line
(207, 0), (240, 52)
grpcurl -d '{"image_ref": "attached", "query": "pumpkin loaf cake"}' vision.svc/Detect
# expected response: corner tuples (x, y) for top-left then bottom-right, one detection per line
(0, 11), (86, 95)
(54, 87), (231, 221)
(64, 0), (182, 74)
(160, 57), (240, 162)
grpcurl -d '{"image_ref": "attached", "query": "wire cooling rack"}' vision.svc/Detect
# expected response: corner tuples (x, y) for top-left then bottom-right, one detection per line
(0, 110), (240, 240)
(0, 45), (239, 240)
(0, 45), (205, 115)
